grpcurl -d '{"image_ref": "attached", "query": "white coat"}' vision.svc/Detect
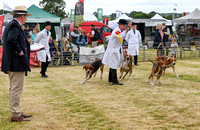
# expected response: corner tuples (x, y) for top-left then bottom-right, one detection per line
(102, 27), (127, 69)
(35, 29), (51, 62)
(125, 29), (141, 56)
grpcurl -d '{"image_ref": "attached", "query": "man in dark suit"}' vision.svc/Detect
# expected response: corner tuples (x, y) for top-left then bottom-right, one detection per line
(1, 6), (32, 122)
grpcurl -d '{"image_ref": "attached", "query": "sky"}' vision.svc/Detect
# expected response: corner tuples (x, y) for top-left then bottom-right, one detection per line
(0, 0), (200, 15)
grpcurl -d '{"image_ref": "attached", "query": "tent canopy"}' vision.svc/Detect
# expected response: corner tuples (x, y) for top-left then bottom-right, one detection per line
(108, 14), (132, 29)
(83, 12), (98, 21)
(27, 4), (60, 23)
(174, 8), (200, 23)
(149, 14), (172, 26)
(61, 17), (71, 26)
(151, 14), (168, 21)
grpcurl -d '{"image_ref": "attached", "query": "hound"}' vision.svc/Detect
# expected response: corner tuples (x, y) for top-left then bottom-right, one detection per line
(145, 59), (166, 87)
(81, 59), (104, 84)
(119, 54), (133, 80)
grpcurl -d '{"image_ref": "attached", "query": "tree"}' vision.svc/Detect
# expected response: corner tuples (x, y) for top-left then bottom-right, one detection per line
(110, 13), (116, 20)
(149, 11), (157, 18)
(39, 0), (66, 18)
(129, 11), (138, 18)
(134, 12), (150, 19)
(163, 15), (173, 20)
(93, 12), (98, 18)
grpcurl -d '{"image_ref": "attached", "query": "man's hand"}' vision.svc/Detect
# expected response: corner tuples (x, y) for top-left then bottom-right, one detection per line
(19, 51), (24, 56)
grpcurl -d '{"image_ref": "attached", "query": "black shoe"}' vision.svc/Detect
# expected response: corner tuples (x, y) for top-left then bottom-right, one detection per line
(112, 82), (123, 85)
(42, 74), (48, 78)
(134, 64), (139, 66)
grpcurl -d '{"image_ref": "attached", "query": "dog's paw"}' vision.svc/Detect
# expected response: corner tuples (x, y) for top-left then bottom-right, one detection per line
(145, 80), (149, 83)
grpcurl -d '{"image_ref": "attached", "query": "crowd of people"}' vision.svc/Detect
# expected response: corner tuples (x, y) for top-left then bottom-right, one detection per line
(153, 23), (178, 58)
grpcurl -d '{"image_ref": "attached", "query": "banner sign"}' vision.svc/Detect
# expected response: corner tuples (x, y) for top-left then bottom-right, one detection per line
(74, 0), (84, 27)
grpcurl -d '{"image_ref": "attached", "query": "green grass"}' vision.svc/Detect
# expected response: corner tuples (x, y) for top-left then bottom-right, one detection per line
(0, 58), (200, 129)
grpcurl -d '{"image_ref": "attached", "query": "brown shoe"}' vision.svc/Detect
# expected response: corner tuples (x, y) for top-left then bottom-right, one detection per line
(11, 116), (30, 122)
(21, 113), (32, 118)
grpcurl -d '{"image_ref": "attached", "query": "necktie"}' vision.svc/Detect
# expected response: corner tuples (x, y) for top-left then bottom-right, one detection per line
(47, 31), (49, 36)
(133, 30), (135, 34)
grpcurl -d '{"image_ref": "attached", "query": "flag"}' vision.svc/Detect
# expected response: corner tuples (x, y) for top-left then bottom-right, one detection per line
(116, 10), (123, 19)
(97, 8), (103, 21)
(3, 2), (13, 12)
(0, 15), (5, 38)
(74, 0), (84, 27)
(70, 9), (75, 22)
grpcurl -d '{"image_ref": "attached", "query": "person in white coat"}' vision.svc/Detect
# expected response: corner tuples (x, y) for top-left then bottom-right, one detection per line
(102, 19), (128, 85)
(125, 22), (141, 66)
(35, 21), (51, 78)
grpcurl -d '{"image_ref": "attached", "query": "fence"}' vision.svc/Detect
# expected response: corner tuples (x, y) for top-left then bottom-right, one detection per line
(0, 41), (199, 67)
(139, 41), (200, 62)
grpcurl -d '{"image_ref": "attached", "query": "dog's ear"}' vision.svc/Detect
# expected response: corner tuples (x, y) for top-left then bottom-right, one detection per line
(83, 65), (87, 70)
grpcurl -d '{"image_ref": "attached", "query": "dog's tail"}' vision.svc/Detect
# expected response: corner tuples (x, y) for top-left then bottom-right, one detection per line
(157, 43), (161, 57)
(148, 59), (154, 64)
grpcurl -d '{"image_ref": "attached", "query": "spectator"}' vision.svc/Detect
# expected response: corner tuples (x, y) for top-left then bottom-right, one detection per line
(24, 25), (30, 36)
(49, 37), (60, 66)
(27, 35), (33, 45)
(154, 24), (165, 56)
(178, 26), (186, 42)
(71, 26), (80, 45)
(21, 25), (25, 31)
(78, 28), (82, 34)
(77, 30), (88, 47)
(30, 28), (36, 43)
(35, 24), (40, 36)
(171, 38), (178, 58)
(87, 24), (98, 47)
(63, 37), (74, 65)
(1, 5), (32, 122)
(162, 22), (170, 56)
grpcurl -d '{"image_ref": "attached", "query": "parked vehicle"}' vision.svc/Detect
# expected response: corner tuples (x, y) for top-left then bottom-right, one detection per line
(69, 22), (112, 43)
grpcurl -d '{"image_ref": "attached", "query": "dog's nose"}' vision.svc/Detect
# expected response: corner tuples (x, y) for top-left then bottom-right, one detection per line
(87, 71), (90, 74)
(173, 63), (176, 65)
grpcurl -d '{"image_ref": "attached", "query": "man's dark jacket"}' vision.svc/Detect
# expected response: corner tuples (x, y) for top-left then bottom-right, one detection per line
(1, 19), (30, 73)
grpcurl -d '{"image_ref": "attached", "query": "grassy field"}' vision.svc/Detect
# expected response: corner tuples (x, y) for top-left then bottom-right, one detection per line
(0, 59), (200, 129)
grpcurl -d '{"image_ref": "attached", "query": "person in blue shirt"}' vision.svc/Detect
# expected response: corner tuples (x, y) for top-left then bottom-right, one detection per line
(76, 30), (88, 47)
(76, 30), (88, 63)
(30, 28), (37, 43)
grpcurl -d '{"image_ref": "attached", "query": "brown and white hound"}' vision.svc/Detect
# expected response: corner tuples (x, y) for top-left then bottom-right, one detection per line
(155, 56), (178, 78)
(81, 59), (104, 84)
(145, 59), (166, 87)
(119, 54), (133, 80)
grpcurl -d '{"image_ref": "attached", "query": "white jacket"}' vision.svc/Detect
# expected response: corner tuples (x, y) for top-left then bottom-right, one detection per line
(102, 27), (127, 69)
(125, 29), (141, 56)
(35, 29), (51, 62)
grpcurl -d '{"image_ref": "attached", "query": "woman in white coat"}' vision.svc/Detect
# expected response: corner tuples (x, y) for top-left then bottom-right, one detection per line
(35, 21), (51, 77)
(102, 19), (128, 85)
(125, 22), (141, 66)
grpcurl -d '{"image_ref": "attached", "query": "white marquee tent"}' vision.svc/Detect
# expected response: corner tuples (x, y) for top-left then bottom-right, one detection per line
(148, 14), (172, 26)
(108, 14), (133, 29)
(174, 8), (200, 23)
(83, 12), (98, 21)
